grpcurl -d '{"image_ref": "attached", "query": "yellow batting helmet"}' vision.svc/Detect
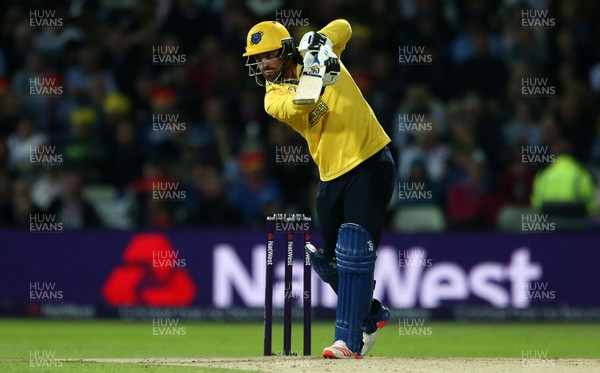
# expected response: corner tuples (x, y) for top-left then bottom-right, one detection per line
(242, 21), (291, 57)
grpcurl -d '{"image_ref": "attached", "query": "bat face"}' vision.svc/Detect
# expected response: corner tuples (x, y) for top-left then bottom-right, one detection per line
(293, 65), (325, 105)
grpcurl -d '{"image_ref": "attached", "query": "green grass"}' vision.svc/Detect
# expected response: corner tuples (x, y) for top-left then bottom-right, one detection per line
(0, 318), (599, 371)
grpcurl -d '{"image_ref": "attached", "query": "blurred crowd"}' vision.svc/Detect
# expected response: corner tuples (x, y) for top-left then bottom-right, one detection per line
(0, 0), (599, 231)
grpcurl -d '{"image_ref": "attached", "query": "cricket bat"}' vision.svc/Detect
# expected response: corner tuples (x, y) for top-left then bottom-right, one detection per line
(293, 64), (326, 105)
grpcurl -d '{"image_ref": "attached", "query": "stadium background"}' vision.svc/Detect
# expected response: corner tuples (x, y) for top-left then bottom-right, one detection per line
(1, 0), (599, 231)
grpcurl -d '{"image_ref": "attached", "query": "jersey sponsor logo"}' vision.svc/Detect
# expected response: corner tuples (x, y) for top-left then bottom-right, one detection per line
(250, 31), (263, 45)
(308, 100), (328, 126)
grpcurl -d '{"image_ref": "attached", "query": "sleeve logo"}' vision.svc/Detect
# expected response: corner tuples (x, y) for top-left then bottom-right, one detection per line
(308, 100), (329, 127)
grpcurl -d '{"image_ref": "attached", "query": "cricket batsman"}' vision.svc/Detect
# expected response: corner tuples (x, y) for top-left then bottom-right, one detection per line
(243, 19), (395, 359)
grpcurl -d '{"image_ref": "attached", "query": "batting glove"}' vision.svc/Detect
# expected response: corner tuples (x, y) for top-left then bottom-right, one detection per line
(298, 31), (333, 53)
(303, 45), (340, 86)
(323, 55), (340, 86)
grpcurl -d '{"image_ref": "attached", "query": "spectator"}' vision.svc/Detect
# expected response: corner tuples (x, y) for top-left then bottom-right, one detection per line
(130, 159), (177, 228)
(446, 150), (498, 230)
(32, 13), (84, 56)
(31, 168), (64, 211)
(501, 3), (547, 70)
(47, 170), (102, 229)
(398, 126), (450, 183)
(138, 86), (181, 156)
(401, 158), (444, 207)
(229, 150), (282, 228)
(0, 93), (23, 137)
(531, 140), (597, 219)
(368, 52), (400, 129)
(392, 84), (447, 150)
(461, 93), (506, 171)
(106, 120), (144, 189)
(454, 27), (508, 100)
(451, 20), (502, 65)
(498, 146), (536, 207)
(539, 112), (562, 146)
(2, 178), (42, 227)
(62, 108), (106, 182)
(63, 47), (118, 100)
(11, 52), (49, 115)
(503, 100), (541, 148)
(191, 96), (236, 166)
(142, 196), (175, 228)
(444, 115), (478, 188)
(548, 28), (588, 83)
(6, 116), (47, 175)
(184, 163), (241, 227)
(554, 82), (594, 162)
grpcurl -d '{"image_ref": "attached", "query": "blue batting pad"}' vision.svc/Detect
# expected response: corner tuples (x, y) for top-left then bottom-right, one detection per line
(305, 245), (339, 293)
(334, 223), (376, 353)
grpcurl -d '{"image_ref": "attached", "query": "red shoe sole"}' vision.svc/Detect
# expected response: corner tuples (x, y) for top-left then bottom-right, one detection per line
(376, 320), (388, 329)
(323, 350), (337, 359)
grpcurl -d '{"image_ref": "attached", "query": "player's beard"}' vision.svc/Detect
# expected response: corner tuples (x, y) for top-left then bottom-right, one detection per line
(264, 59), (297, 85)
(262, 67), (280, 82)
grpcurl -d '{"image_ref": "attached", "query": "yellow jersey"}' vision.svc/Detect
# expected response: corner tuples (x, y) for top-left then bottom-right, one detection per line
(263, 19), (391, 181)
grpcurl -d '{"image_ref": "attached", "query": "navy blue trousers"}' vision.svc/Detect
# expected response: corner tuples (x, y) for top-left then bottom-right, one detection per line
(316, 146), (396, 257)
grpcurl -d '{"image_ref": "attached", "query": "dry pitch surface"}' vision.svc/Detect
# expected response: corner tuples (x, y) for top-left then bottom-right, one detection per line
(70, 357), (600, 372)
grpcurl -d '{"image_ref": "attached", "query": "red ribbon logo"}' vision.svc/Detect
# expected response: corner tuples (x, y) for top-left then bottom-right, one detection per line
(103, 233), (196, 306)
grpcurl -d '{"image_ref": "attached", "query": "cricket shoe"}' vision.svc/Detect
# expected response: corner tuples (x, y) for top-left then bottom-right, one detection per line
(361, 301), (390, 356)
(322, 340), (362, 359)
